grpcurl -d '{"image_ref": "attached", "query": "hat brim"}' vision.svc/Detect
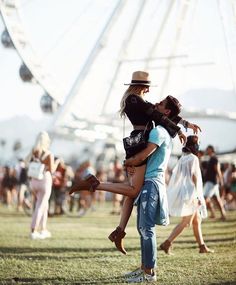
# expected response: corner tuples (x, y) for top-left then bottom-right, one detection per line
(124, 83), (157, 87)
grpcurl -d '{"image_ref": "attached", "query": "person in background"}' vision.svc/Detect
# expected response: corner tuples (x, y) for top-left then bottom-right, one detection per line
(160, 135), (214, 255)
(110, 159), (126, 216)
(16, 159), (29, 212)
(203, 145), (226, 220)
(1, 166), (18, 208)
(51, 157), (67, 215)
(26, 131), (57, 239)
(73, 160), (96, 217)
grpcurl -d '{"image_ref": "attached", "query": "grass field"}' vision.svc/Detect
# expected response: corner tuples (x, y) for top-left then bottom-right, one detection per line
(0, 202), (235, 285)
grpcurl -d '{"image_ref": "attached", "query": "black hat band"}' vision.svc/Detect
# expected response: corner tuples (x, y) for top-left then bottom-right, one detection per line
(131, 80), (151, 84)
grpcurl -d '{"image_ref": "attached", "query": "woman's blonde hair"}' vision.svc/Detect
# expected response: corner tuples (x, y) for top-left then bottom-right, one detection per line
(119, 85), (146, 117)
(25, 131), (51, 164)
(33, 131), (51, 153)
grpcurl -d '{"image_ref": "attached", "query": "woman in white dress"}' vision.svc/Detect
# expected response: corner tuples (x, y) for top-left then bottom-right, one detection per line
(160, 135), (214, 254)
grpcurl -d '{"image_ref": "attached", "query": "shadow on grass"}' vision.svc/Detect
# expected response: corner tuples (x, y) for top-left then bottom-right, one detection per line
(0, 246), (134, 260)
(2, 276), (127, 285)
(209, 281), (236, 285)
(173, 236), (235, 244)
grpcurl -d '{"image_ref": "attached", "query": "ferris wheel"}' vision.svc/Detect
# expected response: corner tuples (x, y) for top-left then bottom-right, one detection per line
(1, 0), (236, 153)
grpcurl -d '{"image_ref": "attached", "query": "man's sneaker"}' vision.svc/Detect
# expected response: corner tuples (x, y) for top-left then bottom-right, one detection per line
(30, 231), (41, 240)
(126, 271), (157, 283)
(39, 230), (52, 239)
(124, 268), (143, 279)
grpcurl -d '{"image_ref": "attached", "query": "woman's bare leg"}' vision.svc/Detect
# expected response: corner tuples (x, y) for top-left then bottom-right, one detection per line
(192, 212), (204, 246)
(96, 165), (146, 198)
(108, 165), (146, 254)
(118, 165), (146, 229)
(160, 215), (193, 254)
(167, 215), (192, 243)
(119, 196), (134, 230)
(192, 211), (214, 253)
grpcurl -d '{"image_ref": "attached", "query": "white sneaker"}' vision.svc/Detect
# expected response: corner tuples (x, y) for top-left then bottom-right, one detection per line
(124, 268), (143, 279)
(30, 231), (41, 240)
(39, 230), (52, 239)
(78, 208), (87, 217)
(126, 272), (157, 283)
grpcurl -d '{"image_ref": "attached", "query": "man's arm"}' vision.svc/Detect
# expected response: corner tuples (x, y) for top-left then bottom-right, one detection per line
(124, 142), (158, 167)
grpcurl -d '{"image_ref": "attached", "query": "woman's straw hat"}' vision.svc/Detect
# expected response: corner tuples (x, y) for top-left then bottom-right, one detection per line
(124, 71), (156, 86)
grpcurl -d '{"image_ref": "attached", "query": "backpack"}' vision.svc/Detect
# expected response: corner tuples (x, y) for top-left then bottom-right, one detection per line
(28, 151), (49, 180)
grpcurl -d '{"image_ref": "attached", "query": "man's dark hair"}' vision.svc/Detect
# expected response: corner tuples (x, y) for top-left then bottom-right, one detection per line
(206, 145), (215, 153)
(166, 95), (182, 119)
(182, 135), (199, 155)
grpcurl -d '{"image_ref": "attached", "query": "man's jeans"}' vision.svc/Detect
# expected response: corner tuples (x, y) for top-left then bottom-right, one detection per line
(137, 180), (159, 269)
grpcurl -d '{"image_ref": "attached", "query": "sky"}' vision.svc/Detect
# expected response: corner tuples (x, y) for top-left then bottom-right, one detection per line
(0, 0), (236, 155)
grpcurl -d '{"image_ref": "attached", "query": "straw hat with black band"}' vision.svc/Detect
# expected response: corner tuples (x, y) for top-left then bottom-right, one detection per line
(124, 71), (157, 87)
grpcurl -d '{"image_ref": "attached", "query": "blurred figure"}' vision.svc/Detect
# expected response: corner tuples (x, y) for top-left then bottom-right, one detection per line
(16, 159), (29, 212)
(26, 131), (56, 239)
(110, 160), (125, 215)
(203, 145), (226, 220)
(73, 160), (96, 217)
(226, 164), (236, 210)
(51, 157), (67, 215)
(94, 168), (107, 208)
(1, 166), (18, 208)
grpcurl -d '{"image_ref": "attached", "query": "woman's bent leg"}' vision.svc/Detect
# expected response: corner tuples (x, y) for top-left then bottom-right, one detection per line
(96, 165), (146, 198)
(108, 165), (146, 254)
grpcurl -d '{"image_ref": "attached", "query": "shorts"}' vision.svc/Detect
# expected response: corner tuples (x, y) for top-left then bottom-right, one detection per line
(125, 129), (150, 166)
(203, 181), (220, 198)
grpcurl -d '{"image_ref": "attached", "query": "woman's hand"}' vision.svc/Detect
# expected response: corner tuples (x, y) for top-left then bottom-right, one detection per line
(188, 122), (202, 134)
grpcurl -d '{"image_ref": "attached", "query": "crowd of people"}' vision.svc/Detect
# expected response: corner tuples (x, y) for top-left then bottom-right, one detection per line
(0, 70), (235, 283)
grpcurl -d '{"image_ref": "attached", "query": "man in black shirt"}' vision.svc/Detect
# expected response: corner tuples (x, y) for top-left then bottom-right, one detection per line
(203, 145), (226, 220)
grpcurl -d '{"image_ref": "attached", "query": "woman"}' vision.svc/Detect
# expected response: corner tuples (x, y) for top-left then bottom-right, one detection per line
(160, 135), (214, 254)
(70, 71), (201, 254)
(26, 131), (56, 239)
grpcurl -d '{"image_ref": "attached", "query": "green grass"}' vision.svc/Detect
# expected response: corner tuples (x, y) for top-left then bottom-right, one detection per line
(0, 203), (235, 285)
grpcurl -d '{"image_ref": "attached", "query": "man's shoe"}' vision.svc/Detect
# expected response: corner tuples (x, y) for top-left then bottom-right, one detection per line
(123, 268), (143, 279)
(126, 271), (156, 283)
(108, 226), (127, 255)
(69, 174), (100, 195)
(160, 239), (172, 254)
(199, 244), (214, 253)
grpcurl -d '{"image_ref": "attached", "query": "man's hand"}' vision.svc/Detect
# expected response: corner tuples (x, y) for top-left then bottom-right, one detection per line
(126, 166), (136, 176)
(178, 132), (186, 144)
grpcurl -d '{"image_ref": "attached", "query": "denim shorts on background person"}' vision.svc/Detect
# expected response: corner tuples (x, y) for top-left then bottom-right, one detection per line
(204, 181), (220, 198)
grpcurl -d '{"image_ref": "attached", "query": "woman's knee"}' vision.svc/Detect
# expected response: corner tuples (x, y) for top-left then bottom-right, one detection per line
(181, 217), (191, 228)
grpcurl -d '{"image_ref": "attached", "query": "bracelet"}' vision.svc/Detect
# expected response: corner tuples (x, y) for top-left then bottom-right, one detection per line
(183, 120), (189, 131)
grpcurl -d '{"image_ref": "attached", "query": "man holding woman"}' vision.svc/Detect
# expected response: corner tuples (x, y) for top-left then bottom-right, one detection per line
(69, 80), (192, 281)
(70, 71), (201, 255)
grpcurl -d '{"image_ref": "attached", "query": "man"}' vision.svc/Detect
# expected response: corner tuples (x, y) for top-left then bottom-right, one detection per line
(70, 95), (182, 282)
(123, 96), (180, 283)
(203, 145), (226, 220)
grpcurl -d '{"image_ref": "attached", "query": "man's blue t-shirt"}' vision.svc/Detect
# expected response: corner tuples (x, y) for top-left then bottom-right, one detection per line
(145, 125), (172, 179)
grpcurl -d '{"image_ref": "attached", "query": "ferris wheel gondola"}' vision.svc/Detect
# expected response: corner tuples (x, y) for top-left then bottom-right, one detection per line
(0, 0), (63, 113)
